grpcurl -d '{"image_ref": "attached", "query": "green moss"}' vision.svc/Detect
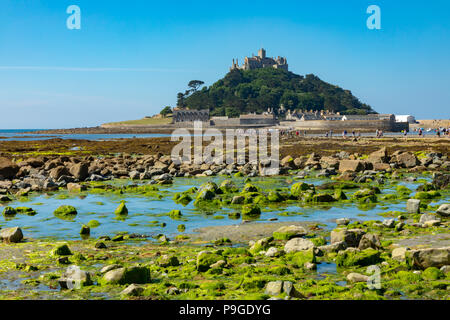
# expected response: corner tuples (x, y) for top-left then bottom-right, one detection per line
(2, 206), (17, 216)
(15, 207), (37, 216)
(196, 251), (223, 272)
(168, 209), (182, 219)
(422, 267), (444, 280)
(177, 224), (186, 232)
(290, 249), (316, 268)
(291, 182), (312, 197)
(241, 204), (261, 218)
(87, 220), (100, 228)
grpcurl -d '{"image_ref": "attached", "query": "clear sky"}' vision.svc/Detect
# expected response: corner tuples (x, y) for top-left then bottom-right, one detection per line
(0, 0), (449, 129)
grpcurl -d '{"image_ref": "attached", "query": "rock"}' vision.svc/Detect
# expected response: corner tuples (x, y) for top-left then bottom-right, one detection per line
(95, 241), (107, 249)
(280, 155), (295, 168)
(336, 248), (381, 267)
(102, 266), (151, 285)
(440, 265), (450, 274)
(419, 214), (440, 224)
(382, 219), (395, 228)
(158, 255), (180, 267)
(304, 262), (317, 270)
(273, 225), (307, 240)
(2, 206), (17, 217)
(100, 264), (122, 274)
(330, 229), (365, 247)
(392, 247), (409, 261)
(338, 160), (365, 173)
(67, 183), (86, 192)
(53, 205), (77, 218)
(69, 162), (89, 180)
(368, 147), (388, 164)
(336, 218), (350, 226)
(406, 199), (421, 214)
(121, 284), (144, 296)
(79, 225), (90, 235)
(358, 233), (381, 250)
(284, 238), (315, 253)
(114, 201), (128, 215)
(409, 247), (450, 269)
(319, 241), (348, 253)
(196, 251), (223, 272)
(0, 227), (23, 243)
(49, 166), (70, 180)
(210, 260), (226, 269)
(436, 204), (450, 217)
(250, 237), (272, 254)
(265, 280), (283, 296)
(347, 272), (369, 283)
(395, 152), (419, 168)
(0, 157), (19, 179)
(59, 266), (92, 289)
(231, 195), (245, 204)
(265, 247), (279, 257)
(51, 244), (72, 256)
(241, 204), (261, 218)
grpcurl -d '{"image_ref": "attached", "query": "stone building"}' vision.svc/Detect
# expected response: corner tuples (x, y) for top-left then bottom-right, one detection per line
(172, 109), (209, 123)
(230, 48), (288, 72)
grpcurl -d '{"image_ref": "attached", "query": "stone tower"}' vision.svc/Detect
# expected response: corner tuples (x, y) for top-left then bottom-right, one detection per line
(258, 48), (266, 59)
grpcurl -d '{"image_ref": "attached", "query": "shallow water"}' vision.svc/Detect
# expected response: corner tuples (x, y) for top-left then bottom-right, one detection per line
(1, 174), (448, 242)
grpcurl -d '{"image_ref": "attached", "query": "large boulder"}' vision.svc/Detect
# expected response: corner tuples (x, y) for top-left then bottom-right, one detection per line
(408, 247), (450, 269)
(358, 233), (381, 250)
(0, 227), (23, 243)
(59, 266), (93, 289)
(196, 251), (223, 272)
(0, 157), (19, 179)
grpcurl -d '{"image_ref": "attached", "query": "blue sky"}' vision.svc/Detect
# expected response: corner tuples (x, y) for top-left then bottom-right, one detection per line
(0, 0), (449, 129)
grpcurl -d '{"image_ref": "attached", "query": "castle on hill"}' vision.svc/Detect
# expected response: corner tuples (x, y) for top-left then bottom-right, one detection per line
(230, 48), (288, 72)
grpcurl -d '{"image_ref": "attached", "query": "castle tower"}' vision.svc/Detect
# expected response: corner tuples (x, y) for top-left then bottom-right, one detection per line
(258, 48), (266, 59)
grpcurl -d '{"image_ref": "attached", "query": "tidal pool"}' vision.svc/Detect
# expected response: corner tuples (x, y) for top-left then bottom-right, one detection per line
(1, 174), (447, 242)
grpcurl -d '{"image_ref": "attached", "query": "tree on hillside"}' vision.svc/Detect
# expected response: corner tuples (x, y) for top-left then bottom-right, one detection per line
(160, 106), (172, 117)
(187, 80), (205, 94)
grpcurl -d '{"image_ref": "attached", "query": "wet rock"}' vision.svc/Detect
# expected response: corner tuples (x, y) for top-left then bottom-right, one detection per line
(265, 280), (283, 295)
(368, 147), (388, 164)
(406, 199), (421, 214)
(67, 183), (86, 192)
(0, 227), (23, 243)
(114, 201), (128, 215)
(95, 241), (107, 249)
(394, 152), (419, 168)
(336, 248), (381, 267)
(419, 214), (440, 224)
(49, 166), (70, 180)
(100, 264), (122, 274)
(382, 219), (396, 228)
(54, 205), (78, 218)
(284, 238), (315, 253)
(158, 255), (180, 267)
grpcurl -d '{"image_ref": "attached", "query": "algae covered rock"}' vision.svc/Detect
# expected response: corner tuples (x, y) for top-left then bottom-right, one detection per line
(249, 237), (272, 255)
(114, 201), (128, 216)
(335, 248), (381, 267)
(241, 204), (261, 218)
(54, 205), (78, 218)
(290, 248), (316, 267)
(51, 244), (72, 256)
(196, 251), (223, 272)
(15, 207), (37, 216)
(219, 180), (238, 193)
(168, 209), (182, 219)
(102, 266), (151, 285)
(79, 225), (90, 235)
(158, 255), (180, 267)
(121, 284), (144, 297)
(330, 228), (365, 247)
(291, 182), (313, 197)
(273, 225), (307, 240)
(2, 206), (17, 217)
(422, 267), (444, 280)
(407, 247), (450, 269)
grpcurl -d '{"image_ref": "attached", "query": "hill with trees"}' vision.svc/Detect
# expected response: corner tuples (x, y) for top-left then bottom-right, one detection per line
(177, 68), (375, 117)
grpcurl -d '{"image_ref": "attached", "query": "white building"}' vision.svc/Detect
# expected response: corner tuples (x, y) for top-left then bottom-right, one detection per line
(395, 115), (416, 123)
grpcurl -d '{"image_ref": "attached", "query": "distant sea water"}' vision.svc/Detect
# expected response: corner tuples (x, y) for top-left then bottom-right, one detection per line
(0, 129), (171, 141)
(0, 128), (437, 142)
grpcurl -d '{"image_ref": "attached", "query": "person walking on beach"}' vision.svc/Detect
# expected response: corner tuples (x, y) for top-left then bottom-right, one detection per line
(342, 130), (347, 138)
